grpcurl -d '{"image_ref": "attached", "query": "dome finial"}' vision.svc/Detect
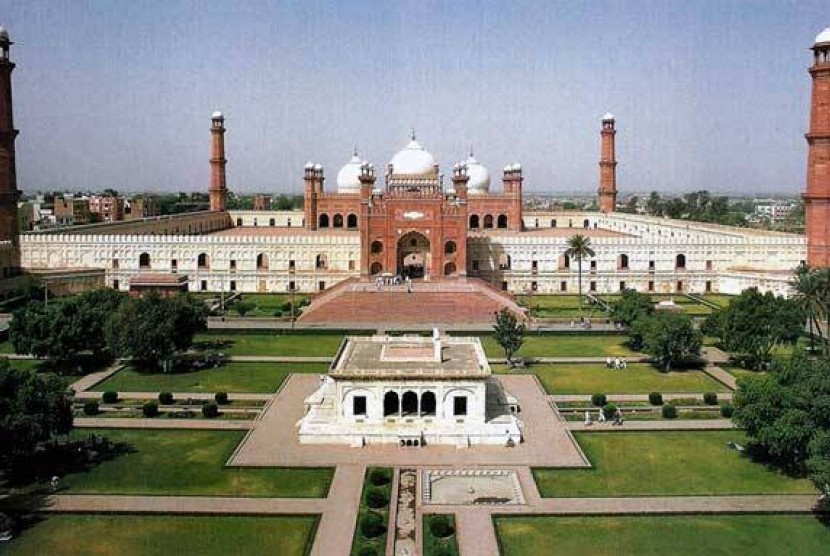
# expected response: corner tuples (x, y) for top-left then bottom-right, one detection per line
(353, 145), (359, 157)
(469, 145), (475, 158)
(410, 127), (416, 141)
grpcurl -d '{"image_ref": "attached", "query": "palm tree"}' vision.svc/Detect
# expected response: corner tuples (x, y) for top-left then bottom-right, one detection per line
(565, 234), (595, 314)
(790, 264), (829, 354)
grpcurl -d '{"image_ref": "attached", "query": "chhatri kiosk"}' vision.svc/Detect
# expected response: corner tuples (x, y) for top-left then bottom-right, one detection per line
(297, 331), (523, 447)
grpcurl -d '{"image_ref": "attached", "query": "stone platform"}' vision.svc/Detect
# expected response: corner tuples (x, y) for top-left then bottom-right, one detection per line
(298, 277), (526, 325)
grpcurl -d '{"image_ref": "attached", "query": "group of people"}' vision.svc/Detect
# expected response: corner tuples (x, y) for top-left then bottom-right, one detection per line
(606, 356), (628, 370)
(584, 408), (624, 426)
(374, 274), (413, 293)
(569, 317), (593, 330)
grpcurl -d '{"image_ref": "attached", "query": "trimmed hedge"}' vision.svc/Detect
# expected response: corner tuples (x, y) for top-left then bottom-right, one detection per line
(215, 392), (229, 405)
(703, 392), (718, 405)
(662, 404), (678, 419)
(158, 392), (174, 405)
(720, 403), (734, 418)
(591, 393), (607, 407)
(202, 402), (219, 418)
(369, 468), (392, 486)
(102, 391), (118, 404)
(365, 488), (389, 509)
(142, 401), (159, 418)
(83, 400), (99, 416)
(648, 392), (663, 406)
(359, 512), (386, 539)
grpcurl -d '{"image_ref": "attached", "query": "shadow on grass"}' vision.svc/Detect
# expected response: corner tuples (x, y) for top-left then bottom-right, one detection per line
(192, 339), (235, 353)
(1, 435), (136, 539)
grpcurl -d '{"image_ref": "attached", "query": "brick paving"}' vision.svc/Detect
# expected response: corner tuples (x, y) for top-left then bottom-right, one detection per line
(229, 373), (589, 468)
(69, 362), (123, 392)
(74, 417), (254, 430)
(703, 365), (738, 389)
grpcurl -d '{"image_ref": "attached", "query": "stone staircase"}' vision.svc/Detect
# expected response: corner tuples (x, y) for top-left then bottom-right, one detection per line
(298, 277), (527, 325)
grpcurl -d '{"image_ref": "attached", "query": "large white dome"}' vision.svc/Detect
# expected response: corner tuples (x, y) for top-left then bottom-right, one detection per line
(336, 152), (364, 194)
(389, 134), (436, 176)
(464, 154), (490, 195)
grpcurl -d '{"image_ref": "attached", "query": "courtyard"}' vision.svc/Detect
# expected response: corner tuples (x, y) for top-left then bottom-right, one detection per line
(1, 329), (823, 555)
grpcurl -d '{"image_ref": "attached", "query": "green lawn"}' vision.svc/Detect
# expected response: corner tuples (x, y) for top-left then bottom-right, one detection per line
(94, 361), (327, 393)
(5, 514), (318, 556)
(518, 295), (609, 318)
(481, 335), (637, 358)
(194, 332), (344, 356)
(60, 429), (332, 497)
(495, 515), (830, 556)
(702, 294), (735, 308)
(227, 293), (310, 317)
(533, 431), (815, 496)
(0, 339), (13, 353)
(495, 363), (727, 394)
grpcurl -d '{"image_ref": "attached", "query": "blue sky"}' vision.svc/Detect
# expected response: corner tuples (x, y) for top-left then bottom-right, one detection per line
(1, 0), (826, 195)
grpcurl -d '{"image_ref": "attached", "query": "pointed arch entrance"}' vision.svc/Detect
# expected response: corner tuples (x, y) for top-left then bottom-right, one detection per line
(397, 231), (430, 279)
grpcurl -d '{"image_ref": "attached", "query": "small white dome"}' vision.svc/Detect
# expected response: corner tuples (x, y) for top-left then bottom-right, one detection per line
(336, 152), (364, 193)
(465, 154), (491, 195)
(602, 112), (615, 121)
(212, 111), (224, 119)
(816, 27), (830, 44)
(511, 163), (522, 171)
(313, 163), (323, 171)
(305, 161), (314, 170)
(389, 134), (436, 176)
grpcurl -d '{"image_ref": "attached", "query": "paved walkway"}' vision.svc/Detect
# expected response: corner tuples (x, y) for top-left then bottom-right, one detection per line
(310, 465), (365, 556)
(74, 417), (254, 430)
(69, 363), (123, 392)
(567, 419), (736, 431)
(551, 393), (733, 402)
(75, 391), (273, 401)
(47, 494), (324, 514)
(228, 355), (333, 363)
(455, 511), (500, 556)
(703, 365), (738, 389)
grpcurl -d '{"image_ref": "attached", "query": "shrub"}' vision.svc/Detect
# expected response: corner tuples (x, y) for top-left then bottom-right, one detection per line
(357, 546), (377, 556)
(158, 392), (174, 405)
(648, 392), (663, 406)
(602, 403), (617, 420)
(202, 402), (219, 418)
(369, 468), (392, 486)
(591, 393), (607, 407)
(359, 512), (386, 539)
(720, 403), (734, 418)
(142, 401), (159, 417)
(365, 487), (389, 509)
(215, 392), (229, 405)
(703, 392), (718, 405)
(662, 404), (678, 419)
(83, 400), (99, 416)
(102, 391), (118, 404)
(428, 514), (455, 538)
(281, 300), (293, 312)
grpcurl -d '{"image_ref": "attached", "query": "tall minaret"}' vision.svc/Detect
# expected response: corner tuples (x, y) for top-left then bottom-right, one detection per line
(805, 28), (830, 267)
(598, 112), (617, 213)
(209, 111), (227, 212)
(0, 26), (20, 258)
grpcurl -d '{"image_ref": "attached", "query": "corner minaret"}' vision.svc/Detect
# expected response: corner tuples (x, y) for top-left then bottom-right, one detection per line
(0, 26), (20, 258)
(598, 112), (617, 213)
(209, 111), (227, 212)
(805, 28), (830, 267)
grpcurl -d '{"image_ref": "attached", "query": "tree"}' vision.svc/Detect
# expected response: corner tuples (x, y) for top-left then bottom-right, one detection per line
(492, 308), (525, 364)
(564, 234), (595, 314)
(105, 293), (207, 371)
(638, 312), (701, 372)
(790, 264), (827, 353)
(611, 288), (654, 326)
(10, 288), (127, 363)
(645, 191), (664, 217)
(733, 354), (830, 495)
(233, 299), (256, 317)
(704, 288), (803, 370)
(0, 358), (73, 469)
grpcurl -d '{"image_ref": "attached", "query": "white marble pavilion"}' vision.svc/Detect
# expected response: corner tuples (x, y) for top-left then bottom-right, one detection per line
(296, 332), (523, 447)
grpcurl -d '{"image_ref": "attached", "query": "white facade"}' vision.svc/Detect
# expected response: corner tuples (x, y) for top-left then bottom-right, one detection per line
(297, 335), (522, 447)
(18, 210), (805, 296)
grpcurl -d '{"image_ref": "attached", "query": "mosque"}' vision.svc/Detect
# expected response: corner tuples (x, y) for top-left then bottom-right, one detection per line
(2, 27), (830, 310)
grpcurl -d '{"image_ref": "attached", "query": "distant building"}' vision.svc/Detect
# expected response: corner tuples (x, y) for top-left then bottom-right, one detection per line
(89, 195), (124, 222)
(754, 203), (795, 223)
(125, 196), (156, 220)
(253, 195), (272, 211)
(54, 196), (91, 226)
